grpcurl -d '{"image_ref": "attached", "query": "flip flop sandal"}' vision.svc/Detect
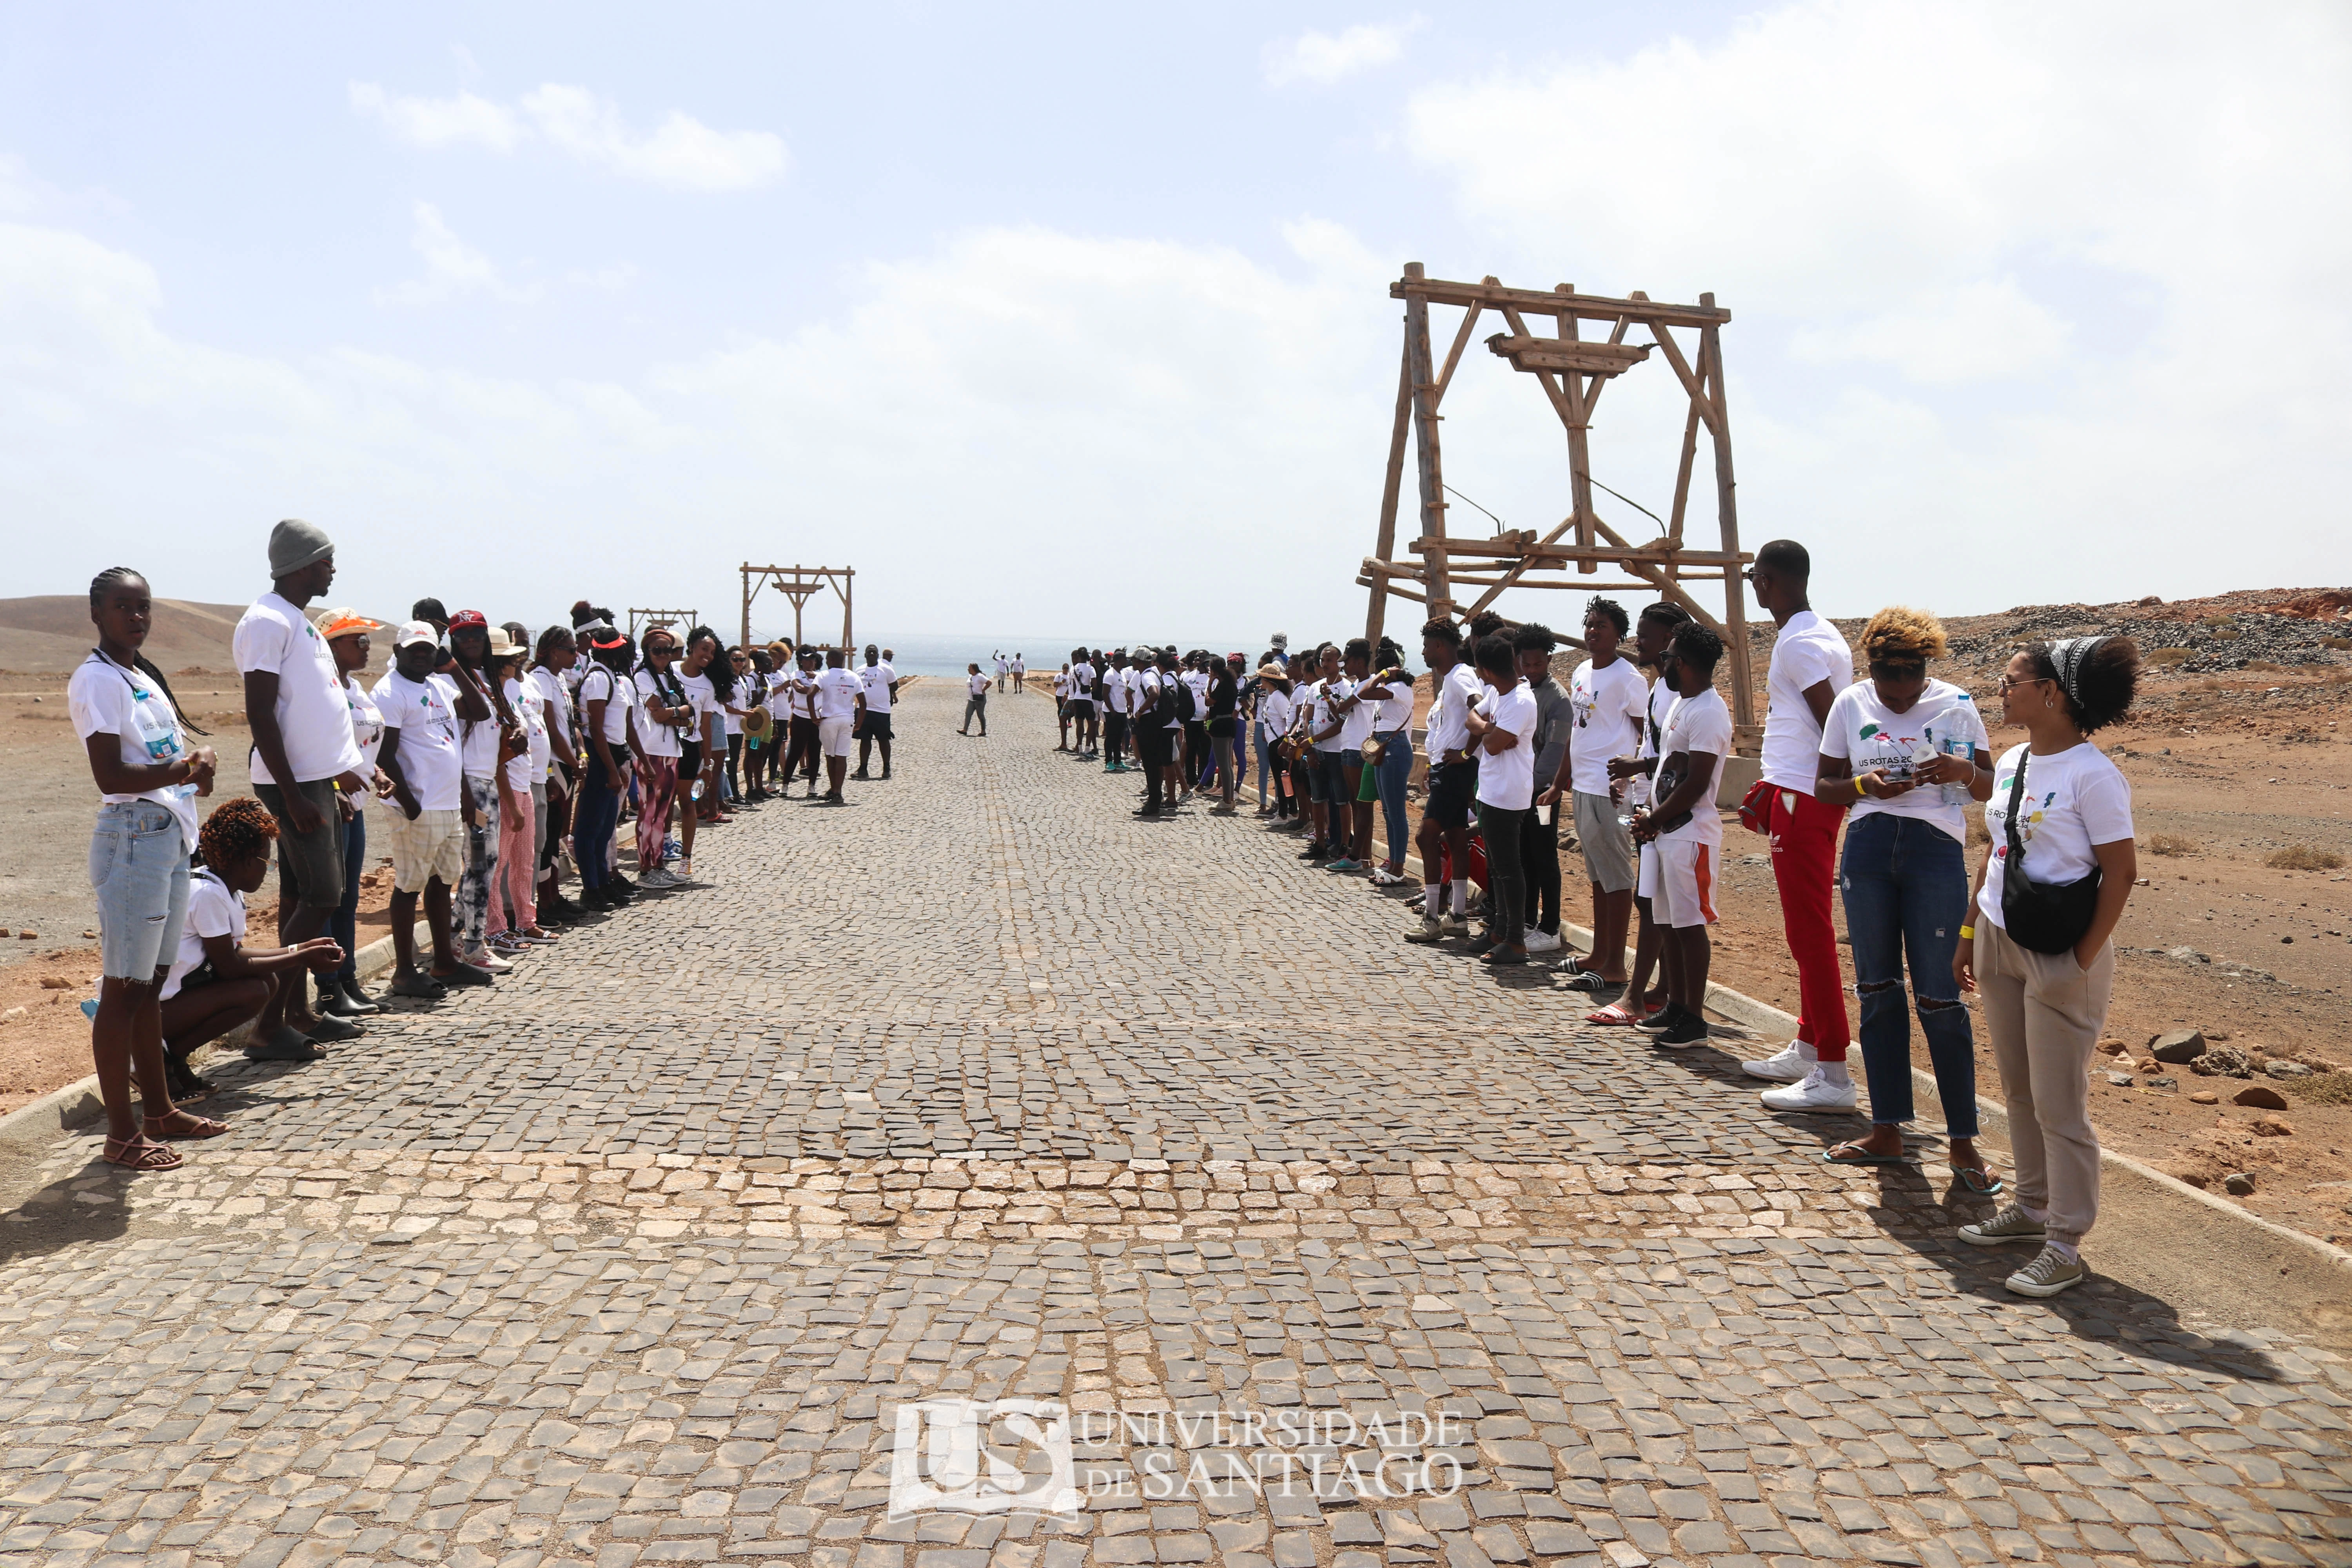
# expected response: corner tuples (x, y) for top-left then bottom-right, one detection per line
(246, 1036), (326, 1063)
(145, 1112), (229, 1141)
(1585, 1002), (1642, 1026)
(103, 1136), (183, 1173)
(1823, 1140), (1912, 1166)
(1563, 971), (1624, 994)
(389, 973), (448, 999)
(1954, 1164), (2004, 1195)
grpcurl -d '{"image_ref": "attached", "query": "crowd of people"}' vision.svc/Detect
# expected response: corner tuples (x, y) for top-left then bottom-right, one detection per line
(1031, 538), (2144, 1298)
(67, 519), (905, 1174)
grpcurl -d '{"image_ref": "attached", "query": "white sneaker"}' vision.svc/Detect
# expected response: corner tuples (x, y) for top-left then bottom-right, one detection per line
(1437, 914), (1471, 938)
(1741, 1039), (1818, 1083)
(1523, 929), (1563, 954)
(463, 945), (514, 974)
(1759, 1067), (1857, 1111)
(638, 867), (679, 890)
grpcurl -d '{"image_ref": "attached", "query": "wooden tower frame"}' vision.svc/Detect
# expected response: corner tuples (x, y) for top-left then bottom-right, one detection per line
(1359, 263), (1757, 739)
(626, 608), (699, 641)
(740, 564), (853, 655)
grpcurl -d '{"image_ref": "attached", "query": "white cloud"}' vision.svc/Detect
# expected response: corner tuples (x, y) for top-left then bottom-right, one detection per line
(349, 80), (786, 191)
(348, 82), (519, 152)
(374, 201), (539, 307)
(1263, 19), (1421, 86)
(1400, 0), (2352, 613)
(0, 201), (1397, 637)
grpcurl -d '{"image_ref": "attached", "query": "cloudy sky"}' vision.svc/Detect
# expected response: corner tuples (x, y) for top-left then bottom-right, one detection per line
(4, 2), (2346, 643)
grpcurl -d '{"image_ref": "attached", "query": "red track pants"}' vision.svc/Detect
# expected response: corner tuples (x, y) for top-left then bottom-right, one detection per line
(1768, 785), (1851, 1059)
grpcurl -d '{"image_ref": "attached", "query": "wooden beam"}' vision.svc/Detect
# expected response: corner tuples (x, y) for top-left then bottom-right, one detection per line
(1666, 397), (1701, 546)
(1430, 294), (1487, 405)
(1403, 263), (1452, 615)
(1365, 341), (1413, 642)
(1701, 296), (1757, 733)
(1409, 537), (1749, 565)
(1578, 313), (1636, 423)
(1392, 275), (1730, 328)
(1485, 335), (1651, 376)
(1646, 323), (1721, 440)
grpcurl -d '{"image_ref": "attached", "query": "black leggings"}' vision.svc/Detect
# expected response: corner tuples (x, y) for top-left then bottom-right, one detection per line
(726, 733), (744, 797)
(1479, 801), (1529, 947)
(1519, 800), (1561, 933)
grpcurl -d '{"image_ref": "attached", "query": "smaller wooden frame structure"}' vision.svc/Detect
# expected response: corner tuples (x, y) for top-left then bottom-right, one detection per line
(1360, 263), (1758, 739)
(626, 608), (699, 641)
(740, 564), (853, 655)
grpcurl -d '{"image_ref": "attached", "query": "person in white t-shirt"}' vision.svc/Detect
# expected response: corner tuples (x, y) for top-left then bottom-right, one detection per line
(377, 622), (492, 991)
(1464, 633), (1539, 964)
(526, 626), (583, 922)
(1540, 598), (1649, 992)
(1807, 608), (1997, 1153)
(1630, 621), (1733, 1050)
(1405, 620), (1487, 942)
(1066, 648), (1099, 760)
(1586, 603), (1691, 1029)
(1953, 636), (2142, 1299)
(631, 628), (697, 887)
(962, 663), (991, 737)
(1741, 538), (1859, 1085)
(854, 646), (902, 780)
(73, 567), (221, 1172)
(316, 608), (391, 1021)
(570, 626), (638, 905)
(994, 652), (1010, 693)
(234, 519), (368, 1047)
(1100, 650), (1132, 774)
(812, 648), (867, 801)
(158, 797), (342, 1099)
(1011, 654), (1026, 694)
(486, 637), (551, 948)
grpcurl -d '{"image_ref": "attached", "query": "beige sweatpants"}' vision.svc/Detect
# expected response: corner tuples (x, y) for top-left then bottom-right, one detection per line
(1976, 917), (2114, 1248)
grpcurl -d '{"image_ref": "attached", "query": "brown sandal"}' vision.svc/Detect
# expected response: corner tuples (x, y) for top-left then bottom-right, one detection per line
(144, 1111), (229, 1141)
(103, 1135), (185, 1172)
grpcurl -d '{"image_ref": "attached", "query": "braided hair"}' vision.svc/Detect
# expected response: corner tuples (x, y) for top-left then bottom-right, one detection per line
(87, 568), (207, 735)
(195, 795), (278, 872)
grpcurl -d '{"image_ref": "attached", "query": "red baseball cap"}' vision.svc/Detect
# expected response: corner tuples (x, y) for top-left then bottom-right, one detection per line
(448, 609), (488, 630)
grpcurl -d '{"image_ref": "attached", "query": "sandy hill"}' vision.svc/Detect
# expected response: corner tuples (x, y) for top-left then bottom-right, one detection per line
(0, 596), (251, 676)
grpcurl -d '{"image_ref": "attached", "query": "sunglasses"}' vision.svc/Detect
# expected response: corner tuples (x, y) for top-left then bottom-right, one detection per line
(1996, 673), (2051, 695)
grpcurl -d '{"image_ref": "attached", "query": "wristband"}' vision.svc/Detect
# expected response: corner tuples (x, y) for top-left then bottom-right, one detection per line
(1854, 775), (1867, 800)
(1958, 925), (1975, 940)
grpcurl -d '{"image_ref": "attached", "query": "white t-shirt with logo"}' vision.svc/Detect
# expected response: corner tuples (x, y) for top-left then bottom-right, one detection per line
(503, 676), (547, 792)
(1424, 663), (1484, 757)
(374, 670), (465, 813)
(528, 666), (573, 752)
(1258, 687), (1294, 742)
(459, 677), (505, 779)
(68, 652), (200, 851)
(1655, 687), (1733, 848)
(814, 667), (863, 720)
(680, 670), (721, 747)
(1627, 675), (1674, 809)
(968, 671), (991, 698)
(1820, 678), (1989, 844)
(633, 669), (686, 759)
(234, 592), (365, 786)
(859, 662), (898, 714)
(1338, 678), (1377, 750)
(1568, 657), (1649, 797)
(1067, 662), (1095, 704)
(1365, 674), (1414, 733)
(345, 674), (385, 808)
(1472, 684), (1539, 810)
(1979, 742), (2134, 932)
(578, 664), (632, 748)
(1762, 610), (1853, 795)
(1312, 678), (1356, 753)
(161, 867), (245, 1000)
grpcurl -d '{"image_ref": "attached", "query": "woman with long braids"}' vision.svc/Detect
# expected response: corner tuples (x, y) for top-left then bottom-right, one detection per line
(1955, 636), (2141, 1298)
(527, 625), (582, 924)
(69, 567), (225, 1171)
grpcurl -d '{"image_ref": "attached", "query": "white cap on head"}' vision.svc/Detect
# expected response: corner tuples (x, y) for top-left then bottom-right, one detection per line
(393, 620), (438, 649)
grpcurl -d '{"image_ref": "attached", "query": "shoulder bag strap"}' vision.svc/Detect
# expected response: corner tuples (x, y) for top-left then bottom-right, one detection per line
(2002, 752), (2030, 885)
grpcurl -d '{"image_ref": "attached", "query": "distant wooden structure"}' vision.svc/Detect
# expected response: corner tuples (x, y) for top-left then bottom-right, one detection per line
(740, 564), (853, 655)
(626, 608), (699, 641)
(1359, 263), (1758, 740)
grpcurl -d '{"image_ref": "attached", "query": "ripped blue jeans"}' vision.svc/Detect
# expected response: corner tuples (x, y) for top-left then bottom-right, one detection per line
(1838, 811), (1978, 1136)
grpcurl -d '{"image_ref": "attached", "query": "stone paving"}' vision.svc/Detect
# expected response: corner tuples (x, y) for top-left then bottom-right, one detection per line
(0, 682), (2345, 1568)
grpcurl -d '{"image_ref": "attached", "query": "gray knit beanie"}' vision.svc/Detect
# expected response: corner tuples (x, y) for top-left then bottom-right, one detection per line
(269, 517), (334, 578)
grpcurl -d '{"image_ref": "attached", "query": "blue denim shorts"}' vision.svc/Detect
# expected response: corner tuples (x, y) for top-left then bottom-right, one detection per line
(89, 800), (191, 982)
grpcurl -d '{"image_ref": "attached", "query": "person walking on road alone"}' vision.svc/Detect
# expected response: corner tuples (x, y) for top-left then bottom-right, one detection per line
(961, 663), (990, 736)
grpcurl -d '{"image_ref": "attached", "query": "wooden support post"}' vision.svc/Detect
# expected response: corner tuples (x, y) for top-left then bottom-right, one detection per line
(1666, 400), (1701, 546)
(1366, 340), (1412, 641)
(1403, 263), (1452, 617)
(1700, 296), (1755, 733)
(1554, 286), (1600, 575)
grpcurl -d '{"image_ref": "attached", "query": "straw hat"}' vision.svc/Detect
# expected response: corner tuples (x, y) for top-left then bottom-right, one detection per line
(313, 607), (387, 641)
(485, 628), (525, 659)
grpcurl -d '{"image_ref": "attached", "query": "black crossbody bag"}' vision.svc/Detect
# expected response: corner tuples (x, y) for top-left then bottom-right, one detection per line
(1997, 753), (2101, 955)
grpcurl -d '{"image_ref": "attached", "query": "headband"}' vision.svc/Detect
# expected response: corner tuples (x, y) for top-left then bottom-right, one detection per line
(2047, 636), (2107, 707)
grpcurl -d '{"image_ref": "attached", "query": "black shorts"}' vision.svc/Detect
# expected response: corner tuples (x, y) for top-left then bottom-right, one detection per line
(857, 712), (894, 741)
(679, 740), (702, 776)
(1066, 698), (1094, 717)
(1425, 757), (1479, 829)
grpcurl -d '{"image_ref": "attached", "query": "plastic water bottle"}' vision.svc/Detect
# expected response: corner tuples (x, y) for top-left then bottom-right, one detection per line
(690, 779), (705, 801)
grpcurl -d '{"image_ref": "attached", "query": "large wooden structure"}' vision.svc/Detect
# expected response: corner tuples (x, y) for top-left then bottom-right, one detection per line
(1359, 263), (1757, 738)
(626, 608), (699, 641)
(740, 564), (853, 655)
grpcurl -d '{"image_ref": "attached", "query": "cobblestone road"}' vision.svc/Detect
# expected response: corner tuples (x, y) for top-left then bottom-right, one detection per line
(0, 683), (2345, 1568)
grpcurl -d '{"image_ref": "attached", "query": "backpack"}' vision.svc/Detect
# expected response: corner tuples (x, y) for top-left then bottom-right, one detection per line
(1165, 677), (1196, 722)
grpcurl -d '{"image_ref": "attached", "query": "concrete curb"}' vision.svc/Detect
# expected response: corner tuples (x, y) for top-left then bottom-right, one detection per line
(0, 921), (424, 1153)
(1232, 775), (2352, 1272)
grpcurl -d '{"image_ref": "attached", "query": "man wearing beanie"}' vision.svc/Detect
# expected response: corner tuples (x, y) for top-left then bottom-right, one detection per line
(234, 519), (371, 1060)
